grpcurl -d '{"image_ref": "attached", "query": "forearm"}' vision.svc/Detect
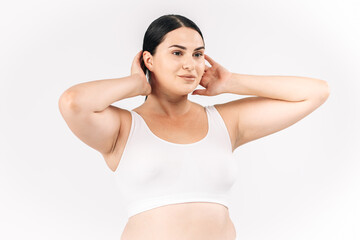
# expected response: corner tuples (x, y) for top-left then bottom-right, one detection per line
(224, 73), (330, 101)
(60, 75), (143, 112)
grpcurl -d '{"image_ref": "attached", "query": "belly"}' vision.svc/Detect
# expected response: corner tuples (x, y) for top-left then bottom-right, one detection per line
(120, 202), (237, 240)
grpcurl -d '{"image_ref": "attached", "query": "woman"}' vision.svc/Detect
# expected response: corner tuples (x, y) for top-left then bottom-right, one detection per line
(58, 14), (330, 240)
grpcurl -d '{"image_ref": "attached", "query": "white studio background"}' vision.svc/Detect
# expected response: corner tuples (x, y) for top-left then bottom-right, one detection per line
(1, 0), (359, 239)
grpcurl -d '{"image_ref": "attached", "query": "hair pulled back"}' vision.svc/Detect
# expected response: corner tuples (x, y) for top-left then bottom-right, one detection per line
(140, 14), (205, 101)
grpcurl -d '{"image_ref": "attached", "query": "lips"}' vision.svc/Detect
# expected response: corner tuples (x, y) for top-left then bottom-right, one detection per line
(179, 74), (196, 78)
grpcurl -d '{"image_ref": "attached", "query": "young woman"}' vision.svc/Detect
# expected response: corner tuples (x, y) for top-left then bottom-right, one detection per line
(58, 14), (330, 240)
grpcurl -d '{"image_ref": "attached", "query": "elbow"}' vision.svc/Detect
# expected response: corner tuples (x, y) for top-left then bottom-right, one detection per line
(314, 80), (331, 104)
(305, 79), (331, 103)
(320, 80), (331, 100)
(58, 90), (80, 112)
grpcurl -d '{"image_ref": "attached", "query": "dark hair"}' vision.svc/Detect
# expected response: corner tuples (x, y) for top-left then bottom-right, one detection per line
(140, 14), (205, 102)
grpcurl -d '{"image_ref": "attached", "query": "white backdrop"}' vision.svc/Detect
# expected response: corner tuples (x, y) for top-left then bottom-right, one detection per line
(1, 0), (359, 239)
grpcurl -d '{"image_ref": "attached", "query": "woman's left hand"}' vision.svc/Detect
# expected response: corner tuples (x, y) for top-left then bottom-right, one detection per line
(192, 54), (232, 96)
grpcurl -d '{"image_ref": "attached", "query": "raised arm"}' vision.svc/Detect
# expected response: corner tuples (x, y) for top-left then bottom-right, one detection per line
(221, 73), (330, 149)
(58, 51), (151, 164)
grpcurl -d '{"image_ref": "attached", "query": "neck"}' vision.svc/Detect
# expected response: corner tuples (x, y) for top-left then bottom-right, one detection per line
(143, 93), (193, 119)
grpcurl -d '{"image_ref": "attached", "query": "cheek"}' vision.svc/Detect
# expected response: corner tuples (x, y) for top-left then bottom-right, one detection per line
(199, 60), (205, 69)
(160, 58), (180, 70)
(198, 63), (205, 73)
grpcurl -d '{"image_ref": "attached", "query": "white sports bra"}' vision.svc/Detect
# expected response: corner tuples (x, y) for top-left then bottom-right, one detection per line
(113, 105), (239, 219)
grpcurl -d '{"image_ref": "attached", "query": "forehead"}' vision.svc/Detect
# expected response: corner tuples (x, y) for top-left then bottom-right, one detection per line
(160, 27), (204, 49)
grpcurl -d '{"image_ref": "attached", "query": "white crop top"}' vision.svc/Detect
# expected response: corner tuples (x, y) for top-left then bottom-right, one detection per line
(113, 105), (239, 219)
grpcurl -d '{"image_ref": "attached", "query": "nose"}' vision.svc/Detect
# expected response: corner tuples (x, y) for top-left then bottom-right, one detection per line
(182, 55), (195, 71)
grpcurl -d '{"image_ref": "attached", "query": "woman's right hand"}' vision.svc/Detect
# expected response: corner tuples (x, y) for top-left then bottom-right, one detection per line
(131, 50), (152, 96)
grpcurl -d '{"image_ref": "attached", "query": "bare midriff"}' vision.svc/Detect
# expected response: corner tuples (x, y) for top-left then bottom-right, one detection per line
(120, 202), (236, 240)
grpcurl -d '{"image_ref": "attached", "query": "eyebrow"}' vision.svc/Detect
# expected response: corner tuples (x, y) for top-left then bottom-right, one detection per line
(168, 45), (205, 51)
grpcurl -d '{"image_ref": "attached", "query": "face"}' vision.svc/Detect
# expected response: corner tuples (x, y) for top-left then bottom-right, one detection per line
(143, 27), (205, 96)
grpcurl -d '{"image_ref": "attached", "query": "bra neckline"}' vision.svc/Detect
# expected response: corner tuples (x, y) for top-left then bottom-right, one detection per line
(131, 106), (211, 146)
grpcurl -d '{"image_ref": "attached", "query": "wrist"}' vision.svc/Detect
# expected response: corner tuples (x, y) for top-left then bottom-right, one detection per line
(133, 74), (151, 96)
(222, 72), (237, 93)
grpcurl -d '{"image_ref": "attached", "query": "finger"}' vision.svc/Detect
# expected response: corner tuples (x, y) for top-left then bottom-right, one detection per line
(205, 64), (211, 70)
(134, 51), (141, 61)
(133, 51), (143, 68)
(138, 50), (143, 58)
(204, 54), (216, 65)
(192, 89), (207, 95)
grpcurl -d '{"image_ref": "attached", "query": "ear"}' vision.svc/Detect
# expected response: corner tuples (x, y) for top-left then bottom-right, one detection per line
(142, 51), (154, 71)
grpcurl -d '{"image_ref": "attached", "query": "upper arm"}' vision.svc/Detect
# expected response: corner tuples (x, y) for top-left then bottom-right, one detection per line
(58, 90), (125, 157)
(228, 90), (330, 149)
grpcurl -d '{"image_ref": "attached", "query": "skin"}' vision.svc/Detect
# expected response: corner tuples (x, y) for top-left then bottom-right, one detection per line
(58, 23), (329, 240)
(140, 27), (231, 119)
(119, 27), (237, 239)
(121, 26), (329, 240)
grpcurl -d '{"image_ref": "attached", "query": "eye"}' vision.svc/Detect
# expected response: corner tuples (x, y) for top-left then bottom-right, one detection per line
(172, 51), (204, 57)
